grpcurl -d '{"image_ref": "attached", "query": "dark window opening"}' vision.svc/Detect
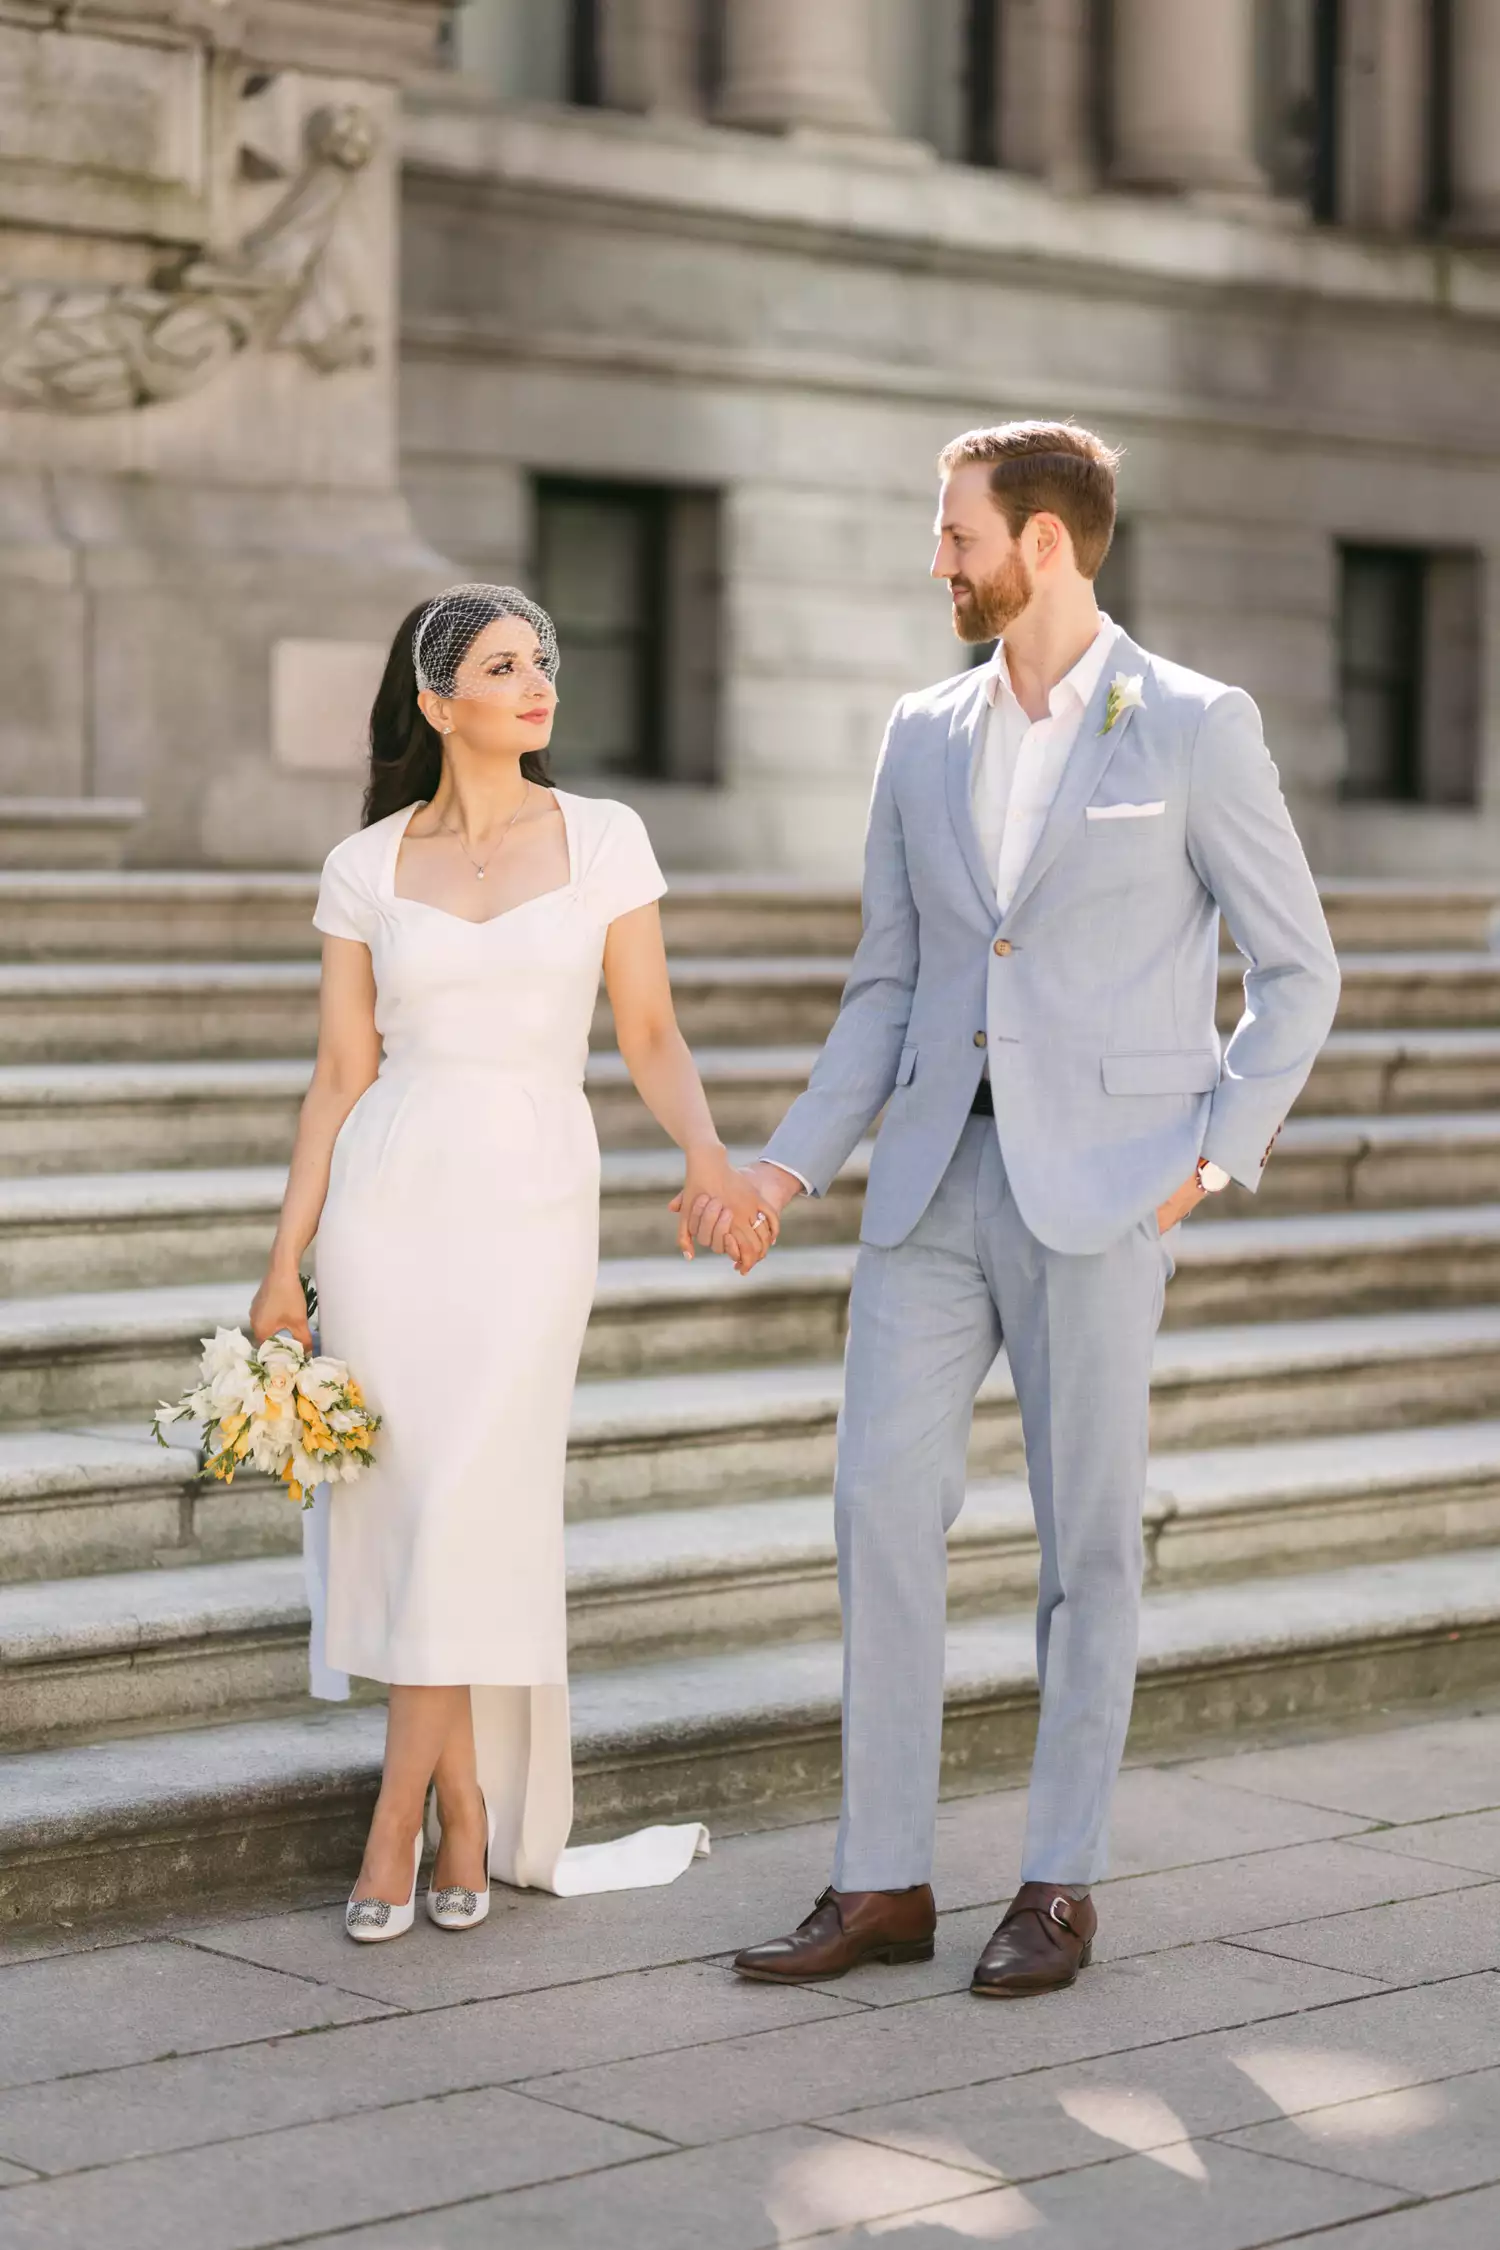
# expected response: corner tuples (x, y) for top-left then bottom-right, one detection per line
(965, 0), (1001, 168)
(1338, 543), (1481, 807)
(568, 0), (601, 107)
(697, 0), (726, 109)
(1427, 0), (1455, 226)
(534, 478), (722, 785)
(1309, 0), (1341, 221)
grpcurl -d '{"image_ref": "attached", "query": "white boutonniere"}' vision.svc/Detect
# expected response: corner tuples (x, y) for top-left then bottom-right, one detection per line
(1102, 672), (1145, 734)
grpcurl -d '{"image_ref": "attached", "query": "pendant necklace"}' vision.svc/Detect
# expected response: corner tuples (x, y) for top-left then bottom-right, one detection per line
(436, 784), (531, 880)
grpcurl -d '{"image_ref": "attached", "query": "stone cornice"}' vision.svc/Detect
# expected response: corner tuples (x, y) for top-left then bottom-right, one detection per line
(236, 0), (444, 82)
(401, 89), (1500, 325)
(0, 0), (444, 79)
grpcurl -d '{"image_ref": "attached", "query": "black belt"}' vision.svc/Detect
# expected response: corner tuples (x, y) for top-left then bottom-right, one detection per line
(970, 1077), (994, 1118)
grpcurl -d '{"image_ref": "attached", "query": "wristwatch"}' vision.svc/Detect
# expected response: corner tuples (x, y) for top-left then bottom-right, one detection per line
(1196, 1159), (1231, 1193)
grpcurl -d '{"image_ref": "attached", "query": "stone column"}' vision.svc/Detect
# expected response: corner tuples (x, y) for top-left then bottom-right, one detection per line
(598, 0), (702, 116)
(1110, 0), (1266, 195)
(1450, 0), (1500, 236)
(1338, 0), (1430, 232)
(999, 0), (1097, 192)
(716, 0), (890, 136)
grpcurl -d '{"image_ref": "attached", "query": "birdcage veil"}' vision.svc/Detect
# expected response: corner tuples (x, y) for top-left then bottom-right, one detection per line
(412, 583), (560, 699)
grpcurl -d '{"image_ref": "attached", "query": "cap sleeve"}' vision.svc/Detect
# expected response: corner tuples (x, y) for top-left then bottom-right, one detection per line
(587, 802), (668, 925)
(313, 834), (378, 946)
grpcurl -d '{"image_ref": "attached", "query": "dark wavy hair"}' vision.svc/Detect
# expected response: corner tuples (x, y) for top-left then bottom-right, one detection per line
(362, 599), (555, 829)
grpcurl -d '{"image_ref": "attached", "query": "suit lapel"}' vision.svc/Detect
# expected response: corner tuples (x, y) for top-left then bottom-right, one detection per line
(1000, 631), (1147, 926)
(944, 672), (999, 923)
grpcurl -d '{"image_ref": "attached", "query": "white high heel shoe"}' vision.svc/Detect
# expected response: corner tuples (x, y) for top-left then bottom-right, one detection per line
(426, 1794), (497, 1932)
(345, 1831), (423, 1944)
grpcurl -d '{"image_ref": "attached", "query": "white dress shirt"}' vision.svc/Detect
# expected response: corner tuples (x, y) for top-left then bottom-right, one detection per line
(973, 612), (1120, 913)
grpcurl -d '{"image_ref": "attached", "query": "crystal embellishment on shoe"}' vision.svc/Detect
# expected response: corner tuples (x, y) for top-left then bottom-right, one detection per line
(345, 1897), (393, 1933)
(432, 1887), (477, 1919)
(345, 1831), (423, 1945)
(426, 1793), (498, 1932)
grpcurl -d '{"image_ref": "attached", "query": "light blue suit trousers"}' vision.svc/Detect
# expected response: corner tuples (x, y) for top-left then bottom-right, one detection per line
(833, 1115), (1169, 1891)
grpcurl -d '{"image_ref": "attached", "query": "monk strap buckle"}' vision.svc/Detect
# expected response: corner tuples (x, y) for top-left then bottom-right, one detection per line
(1048, 1894), (1073, 1929)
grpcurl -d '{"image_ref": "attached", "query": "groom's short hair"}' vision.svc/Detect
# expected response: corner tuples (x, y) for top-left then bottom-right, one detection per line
(937, 421), (1122, 579)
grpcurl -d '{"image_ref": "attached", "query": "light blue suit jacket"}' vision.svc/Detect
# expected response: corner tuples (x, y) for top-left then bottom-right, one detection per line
(764, 632), (1342, 1256)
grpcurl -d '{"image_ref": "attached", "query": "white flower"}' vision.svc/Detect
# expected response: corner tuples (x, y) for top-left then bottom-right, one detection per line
(258, 1335), (306, 1379)
(262, 1367), (297, 1407)
(207, 1364), (264, 1417)
(294, 1357), (344, 1412)
(200, 1327), (254, 1381)
(247, 1425), (287, 1474)
(289, 1446), (325, 1497)
(1102, 672), (1146, 734)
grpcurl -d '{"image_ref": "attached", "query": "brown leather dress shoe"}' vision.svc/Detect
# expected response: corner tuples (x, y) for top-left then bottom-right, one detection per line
(733, 1885), (936, 1983)
(970, 1883), (1097, 1998)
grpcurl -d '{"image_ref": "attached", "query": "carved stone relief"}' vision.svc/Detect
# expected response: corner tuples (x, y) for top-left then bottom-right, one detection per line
(0, 100), (377, 413)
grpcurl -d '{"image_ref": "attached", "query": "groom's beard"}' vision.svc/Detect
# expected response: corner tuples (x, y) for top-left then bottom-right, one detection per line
(950, 550), (1034, 644)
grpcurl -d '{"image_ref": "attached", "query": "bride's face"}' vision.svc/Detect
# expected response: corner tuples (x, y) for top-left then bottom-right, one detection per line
(427, 616), (558, 758)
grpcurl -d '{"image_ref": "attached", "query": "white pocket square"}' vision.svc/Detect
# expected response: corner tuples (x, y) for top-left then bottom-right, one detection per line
(1086, 801), (1166, 821)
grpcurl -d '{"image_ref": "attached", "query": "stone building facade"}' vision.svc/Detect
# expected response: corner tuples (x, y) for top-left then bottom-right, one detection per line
(4, 1), (1500, 877)
(403, 0), (1500, 879)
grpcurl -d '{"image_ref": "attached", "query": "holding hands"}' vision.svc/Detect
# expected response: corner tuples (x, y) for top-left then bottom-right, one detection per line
(671, 1151), (802, 1275)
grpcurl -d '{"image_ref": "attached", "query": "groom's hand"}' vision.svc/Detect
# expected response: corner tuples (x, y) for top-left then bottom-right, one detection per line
(1155, 1170), (1208, 1235)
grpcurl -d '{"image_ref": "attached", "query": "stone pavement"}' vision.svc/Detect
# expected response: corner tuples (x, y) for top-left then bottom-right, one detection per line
(0, 1710), (1497, 2249)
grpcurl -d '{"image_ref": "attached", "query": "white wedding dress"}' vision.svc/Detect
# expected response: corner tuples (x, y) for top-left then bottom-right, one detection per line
(303, 792), (708, 1894)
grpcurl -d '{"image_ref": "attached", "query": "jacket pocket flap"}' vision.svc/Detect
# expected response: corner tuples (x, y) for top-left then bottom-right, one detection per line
(1102, 1048), (1220, 1096)
(895, 1044), (918, 1087)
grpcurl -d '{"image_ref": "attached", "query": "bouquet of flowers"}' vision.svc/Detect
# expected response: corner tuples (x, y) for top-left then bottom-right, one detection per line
(152, 1304), (380, 1509)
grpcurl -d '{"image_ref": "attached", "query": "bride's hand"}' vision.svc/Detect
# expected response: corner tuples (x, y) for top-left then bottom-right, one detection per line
(249, 1263), (314, 1350)
(670, 1145), (779, 1274)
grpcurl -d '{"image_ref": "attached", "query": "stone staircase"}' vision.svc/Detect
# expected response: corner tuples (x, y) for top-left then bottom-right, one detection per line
(2, 868), (1500, 1926)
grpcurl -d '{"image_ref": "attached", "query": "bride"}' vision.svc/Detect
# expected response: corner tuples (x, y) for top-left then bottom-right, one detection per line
(249, 583), (776, 1940)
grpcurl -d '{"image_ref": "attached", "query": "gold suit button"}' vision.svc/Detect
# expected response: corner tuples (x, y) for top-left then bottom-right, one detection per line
(993, 939), (1012, 957)
(973, 1030), (988, 1049)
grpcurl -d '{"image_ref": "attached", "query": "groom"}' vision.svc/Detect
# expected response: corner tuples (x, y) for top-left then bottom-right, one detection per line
(722, 421), (1341, 1996)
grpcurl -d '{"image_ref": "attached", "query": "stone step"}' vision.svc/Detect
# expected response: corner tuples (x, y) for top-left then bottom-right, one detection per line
(7, 1206), (1500, 1418)
(6, 1027), (1500, 1179)
(561, 1305), (1500, 1515)
(4, 1541), (1498, 1924)
(0, 800), (143, 872)
(0, 958), (852, 1061)
(0, 871), (865, 965)
(0, 1049), (828, 1177)
(8, 1301), (1500, 1564)
(0, 1148), (871, 1297)
(1313, 879), (1500, 954)
(0, 1425), (282, 1584)
(6, 949), (1500, 1065)
(0, 870), (1492, 960)
(0, 1059), (314, 1177)
(3, 1419), (1498, 1746)
(8, 1113), (1500, 1296)
(0, 1554), (314, 1750)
